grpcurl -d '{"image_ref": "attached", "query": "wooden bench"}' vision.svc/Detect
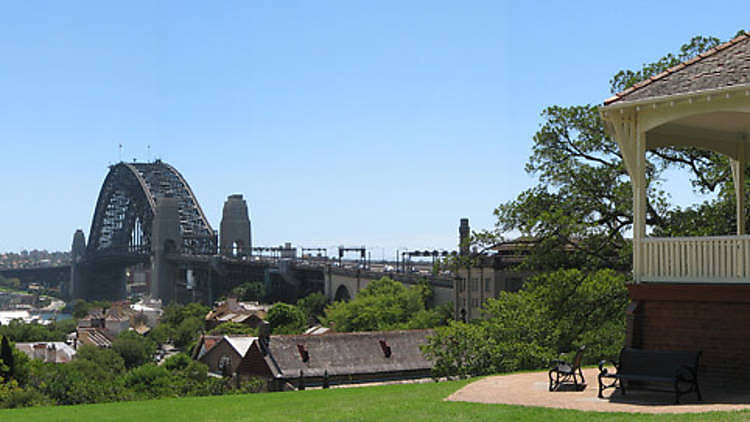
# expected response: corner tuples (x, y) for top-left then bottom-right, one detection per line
(598, 348), (702, 404)
(548, 346), (585, 391)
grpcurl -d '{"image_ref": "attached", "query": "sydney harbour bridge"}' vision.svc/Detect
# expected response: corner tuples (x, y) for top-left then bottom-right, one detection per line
(2, 160), (456, 309)
(66, 160), (323, 304)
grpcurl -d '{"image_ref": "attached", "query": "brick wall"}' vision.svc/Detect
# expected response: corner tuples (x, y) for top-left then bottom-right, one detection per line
(628, 284), (750, 389)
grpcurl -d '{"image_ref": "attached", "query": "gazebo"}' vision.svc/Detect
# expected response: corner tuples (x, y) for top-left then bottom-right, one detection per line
(602, 31), (750, 386)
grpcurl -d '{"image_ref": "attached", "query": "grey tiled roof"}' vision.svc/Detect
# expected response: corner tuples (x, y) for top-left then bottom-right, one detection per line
(261, 329), (434, 379)
(605, 32), (750, 106)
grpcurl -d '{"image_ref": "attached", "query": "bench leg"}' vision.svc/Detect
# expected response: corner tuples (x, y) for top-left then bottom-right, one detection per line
(548, 370), (555, 392)
(620, 380), (626, 396)
(578, 367), (585, 385)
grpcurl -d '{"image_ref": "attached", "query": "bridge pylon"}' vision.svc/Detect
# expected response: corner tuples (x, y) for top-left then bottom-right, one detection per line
(151, 196), (182, 303)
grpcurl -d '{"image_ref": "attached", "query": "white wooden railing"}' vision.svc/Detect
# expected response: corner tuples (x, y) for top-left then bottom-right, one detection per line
(640, 235), (750, 282)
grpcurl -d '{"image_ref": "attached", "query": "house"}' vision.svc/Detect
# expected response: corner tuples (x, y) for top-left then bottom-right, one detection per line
(76, 326), (114, 348)
(195, 335), (256, 376)
(196, 328), (434, 390)
(601, 31), (750, 387)
(15, 342), (76, 363)
(75, 303), (134, 348)
(204, 298), (269, 331)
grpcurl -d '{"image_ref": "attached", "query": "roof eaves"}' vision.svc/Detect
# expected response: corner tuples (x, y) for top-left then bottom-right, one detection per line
(604, 32), (750, 106)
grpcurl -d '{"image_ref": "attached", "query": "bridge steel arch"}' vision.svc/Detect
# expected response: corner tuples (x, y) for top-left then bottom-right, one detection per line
(75, 161), (217, 300)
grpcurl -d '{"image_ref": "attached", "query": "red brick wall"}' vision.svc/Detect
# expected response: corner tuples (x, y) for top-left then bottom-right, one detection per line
(237, 342), (273, 378)
(628, 284), (750, 389)
(198, 340), (242, 375)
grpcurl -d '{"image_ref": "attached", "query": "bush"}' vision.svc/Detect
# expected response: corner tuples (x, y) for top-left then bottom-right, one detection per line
(124, 364), (173, 399)
(113, 331), (157, 368)
(296, 292), (329, 323)
(323, 277), (444, 332)
(422, 269), (628, 377)
(267, 303), (306, 334)
(209, 322), (255, 336)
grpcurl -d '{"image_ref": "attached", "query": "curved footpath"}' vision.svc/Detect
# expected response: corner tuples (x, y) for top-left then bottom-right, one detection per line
(445, 368), (750, 414)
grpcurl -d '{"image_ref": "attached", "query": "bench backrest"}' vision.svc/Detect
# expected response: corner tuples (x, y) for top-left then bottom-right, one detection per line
(619, 348), (700, 378)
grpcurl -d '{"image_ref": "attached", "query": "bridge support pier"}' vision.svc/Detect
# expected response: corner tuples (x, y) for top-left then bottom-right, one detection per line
(151, 197), (182, 303)
(69, 229), (86, 300)
(220, 194), (252, 257)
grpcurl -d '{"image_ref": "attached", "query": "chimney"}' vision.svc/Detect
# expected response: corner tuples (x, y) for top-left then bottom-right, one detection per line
(46, 343), (57, 363)
(297, 344), (309, 362)
(379, 339), (392, 358)
(258, 321), (271, 355)
(33, 343), (46, 360)
(459, 218), (470, 256)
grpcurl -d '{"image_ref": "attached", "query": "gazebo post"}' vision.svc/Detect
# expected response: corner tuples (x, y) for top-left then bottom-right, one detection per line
(731, 142), (746, 235)
(632, 128), (647, 283)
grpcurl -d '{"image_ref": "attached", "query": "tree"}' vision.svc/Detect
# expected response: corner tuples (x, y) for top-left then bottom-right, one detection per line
(173, 316), (204, 350)
(486, 34), (743, 271)
(209, 322), (255, 336)
(71, 299), (90, 319)
(267, 303), (307, 334)
(112, 331), (156, 369)
(296, 292), (329, 323)
(323, 277), (449, 332)
(231, 282), (265, 302)
(0, 336), (13, 382)
(422, 269), (628, 377)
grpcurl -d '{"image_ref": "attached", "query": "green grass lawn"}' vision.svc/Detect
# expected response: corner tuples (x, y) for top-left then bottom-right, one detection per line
(2, 379), (750, 422)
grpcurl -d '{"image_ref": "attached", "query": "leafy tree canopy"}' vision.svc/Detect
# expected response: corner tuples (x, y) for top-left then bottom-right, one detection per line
(267, 303), (307, 335)
(323, 277), (450, 332)
(483, 32), (747, 271)
(422, 269), (628, 377)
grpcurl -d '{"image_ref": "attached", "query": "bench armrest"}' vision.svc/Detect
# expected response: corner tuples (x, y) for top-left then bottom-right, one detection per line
(598, 359), (617, 375)
(675, 364), (698, 381)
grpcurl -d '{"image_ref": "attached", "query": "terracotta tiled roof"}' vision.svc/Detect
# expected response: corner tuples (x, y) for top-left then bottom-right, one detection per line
(604, 32), (750, 106)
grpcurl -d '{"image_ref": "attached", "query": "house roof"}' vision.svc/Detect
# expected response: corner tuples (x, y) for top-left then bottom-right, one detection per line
(604, 32), (750, 106)
(224, 335), (257, 357)
(191, 334), (223, 360)
(77, 327), (114, 348)
(258, 329), (434, 379)
(205, 299), (269, 323)
(15, 342), (76, 363)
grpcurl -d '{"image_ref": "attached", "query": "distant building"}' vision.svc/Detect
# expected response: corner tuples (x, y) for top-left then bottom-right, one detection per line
(204, 298), (269, 331)
(194, 335), (255, 376)
(15, 342), (76, 363)
(75, 302), (136, 348)
(454, 218), (531, 321)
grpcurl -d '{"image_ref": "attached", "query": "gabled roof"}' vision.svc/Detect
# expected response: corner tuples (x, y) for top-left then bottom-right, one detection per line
(224, 335), (256, 357)
(191, 334), (223, 360)
(604, 32), (750, 106)
(256, 329), (434, 379)
(77, 327), (114, 348)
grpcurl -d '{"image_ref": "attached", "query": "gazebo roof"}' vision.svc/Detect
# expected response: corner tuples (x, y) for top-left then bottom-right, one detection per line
(604, 32), (750, 106)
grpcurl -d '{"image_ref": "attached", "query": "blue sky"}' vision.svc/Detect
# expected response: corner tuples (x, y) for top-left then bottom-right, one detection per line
(0, 1), (747, 258)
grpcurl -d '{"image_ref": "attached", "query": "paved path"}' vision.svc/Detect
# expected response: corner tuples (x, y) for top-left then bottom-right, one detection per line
(446, 368), (750, 414)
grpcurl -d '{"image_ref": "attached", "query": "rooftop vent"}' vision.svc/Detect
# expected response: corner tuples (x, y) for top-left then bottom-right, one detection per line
(297, 344), (309, 362)
(379, 340), (392, 358)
